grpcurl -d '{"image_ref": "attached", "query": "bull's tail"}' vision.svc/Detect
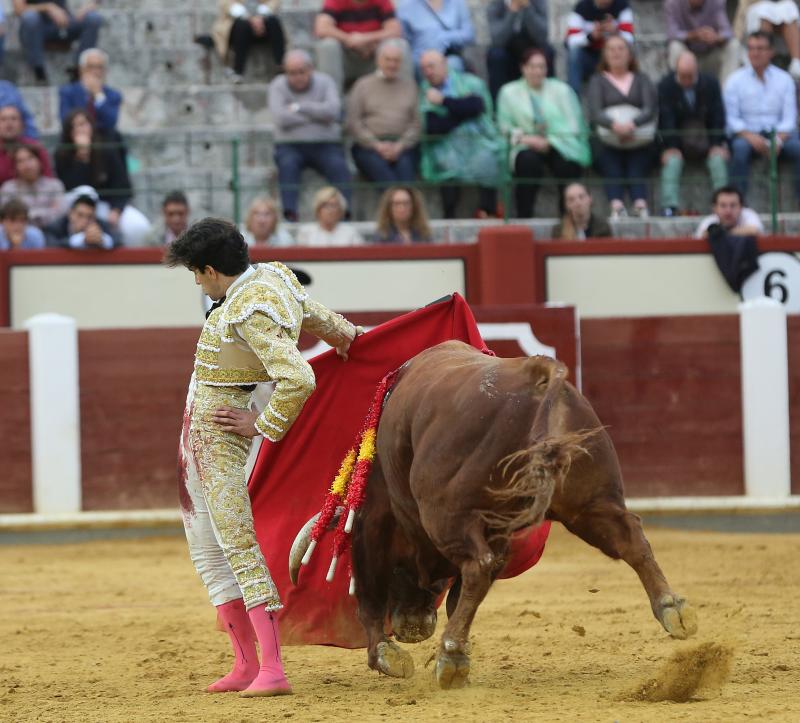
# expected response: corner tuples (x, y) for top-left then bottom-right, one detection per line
(480, 357), (596, 538)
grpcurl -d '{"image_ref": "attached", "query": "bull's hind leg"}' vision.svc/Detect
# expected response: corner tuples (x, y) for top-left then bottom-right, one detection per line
(562, 500), (698, 639)
(435, 522), (498, 689)
(352, 459), (414, 679)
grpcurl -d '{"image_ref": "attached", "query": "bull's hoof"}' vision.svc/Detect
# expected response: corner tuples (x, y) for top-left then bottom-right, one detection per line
(435, 651), (470, 690)
(375, 641), (415, 678)
(657, 593), (698, 640)
(392, 608), (437, 643)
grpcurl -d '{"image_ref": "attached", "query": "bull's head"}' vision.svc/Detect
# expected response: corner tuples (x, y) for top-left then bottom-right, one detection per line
(288, 506), (343, 585)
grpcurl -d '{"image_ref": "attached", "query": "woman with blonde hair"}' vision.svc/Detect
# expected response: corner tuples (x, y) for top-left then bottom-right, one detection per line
(241, 196), (293, 246)
(297, 186), (363, 247)
(374, 186), (432, 244)
(586, 34), (657, 219)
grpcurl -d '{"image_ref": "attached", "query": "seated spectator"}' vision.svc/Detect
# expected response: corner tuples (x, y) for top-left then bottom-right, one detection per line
(211, 0), (286, 84)
(666, 0), (740, 83)
(587, 35), (657, 218)
(658, 51), (728, 216)
(374, 185), (432, 243)
(59, 49), (121, 134)
(486, 0), (555, 101)
(268, 49), (352, 222)
(734, 0), (800, 79)
(297, 186), (364, 246)
(398, 0), (475, 72)
(0, 80), (39, 138)
(143, 190), (191, 247)
(551, 182), (612, 238)
(725, 31), (800, 203)
(694, 184), (764, 237)
(419, 49), (503, 219)
(496, 48), (590, 218)
(13, 0), (103, 84)
(0, 105), (52, 186)
(0, 144), (65, 228)
(45, 192), (118, 249)
(346, 39), (420, 185)
(241, 195), (294, 246)
(566, 0), (634, 94)
(0, 198), (46, 250)
(314, 0), (404, 93)
(55, 110), (151, 246)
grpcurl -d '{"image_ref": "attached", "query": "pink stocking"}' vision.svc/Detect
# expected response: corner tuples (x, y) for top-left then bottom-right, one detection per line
(240, 606), (292, 697)
(206, 598), (259, 693)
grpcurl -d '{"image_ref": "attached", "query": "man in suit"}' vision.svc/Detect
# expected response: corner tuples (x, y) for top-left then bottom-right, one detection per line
(658, 50), (728, 216)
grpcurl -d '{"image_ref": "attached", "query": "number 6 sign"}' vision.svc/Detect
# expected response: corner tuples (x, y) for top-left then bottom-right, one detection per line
(740, 252), (800, 312)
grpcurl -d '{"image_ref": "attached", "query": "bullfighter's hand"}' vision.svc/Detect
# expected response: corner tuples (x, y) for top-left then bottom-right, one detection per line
(213, 406), (260, 438)
(335, 325), (363, 361)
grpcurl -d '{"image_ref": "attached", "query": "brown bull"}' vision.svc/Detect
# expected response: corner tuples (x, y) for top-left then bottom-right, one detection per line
(291, 340), (697, 689)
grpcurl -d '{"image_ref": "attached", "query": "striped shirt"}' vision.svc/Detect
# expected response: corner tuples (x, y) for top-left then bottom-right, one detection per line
(321, 0), (395, 33)
(566, 0), (634, 51)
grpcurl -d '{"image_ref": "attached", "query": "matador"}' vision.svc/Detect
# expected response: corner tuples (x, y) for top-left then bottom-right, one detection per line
(166, 218), (358, 697)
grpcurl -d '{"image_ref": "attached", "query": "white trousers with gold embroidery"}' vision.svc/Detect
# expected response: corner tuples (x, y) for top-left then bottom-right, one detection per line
(180, 379), (282, 611)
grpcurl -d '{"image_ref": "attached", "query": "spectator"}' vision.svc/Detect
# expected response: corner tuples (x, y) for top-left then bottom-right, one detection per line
(0, 105), (52, 186)
(13, 0), (103, 84)
(418, 49), (503, 219)
(666, 0), (740, 83)
(314, 0), (404, 93)
(725, 31), (800, 201)
(241, 195), (294, 246)
(211, 0), (286, 84)
(143, 190), (191, 247)
(486, 0), (554, 101)
(268, 49), (352, 222)
(45, 192), (117, 249)
(734, 0), (800, 79)
(297, 186), (364, 246)
(0, 80), (39, 138)
(0, 198), (46, 250)
(694, 184), (764, 237)
(566, 0), (634, 94)
(59, 49), (121, 134)
(54, 109), (151, 246)
(658, 51), (728, 216)
(397, 0), (475, 71)
(346, 38), (420, 186)
(496, 48), (590, 218)
(374, 185), (432, 243)
(587, 35), (657, 218)
(0, 144), (65, 228)
(551, 182), (612, 238)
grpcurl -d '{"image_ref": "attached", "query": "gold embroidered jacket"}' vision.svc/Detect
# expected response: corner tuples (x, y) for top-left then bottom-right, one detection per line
(193, 262), (355, 442)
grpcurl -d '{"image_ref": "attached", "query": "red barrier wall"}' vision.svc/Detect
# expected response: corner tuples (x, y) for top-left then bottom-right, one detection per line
(65, 305), (578, 511)
(0, 330), (31, 513)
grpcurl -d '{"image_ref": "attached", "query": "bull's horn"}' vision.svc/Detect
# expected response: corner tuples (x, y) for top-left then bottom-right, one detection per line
(288, 507), (344, 585)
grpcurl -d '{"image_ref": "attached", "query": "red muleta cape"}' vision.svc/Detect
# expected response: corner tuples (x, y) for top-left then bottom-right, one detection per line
(248, 294), (551, 647)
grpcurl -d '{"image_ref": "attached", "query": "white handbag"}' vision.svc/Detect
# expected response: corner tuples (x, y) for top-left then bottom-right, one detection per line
(596, 103), (656, 149)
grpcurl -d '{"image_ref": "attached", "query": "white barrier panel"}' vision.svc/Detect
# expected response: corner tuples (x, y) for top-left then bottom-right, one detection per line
(738, 298), (791, 498)
(25, 314), (82, 513)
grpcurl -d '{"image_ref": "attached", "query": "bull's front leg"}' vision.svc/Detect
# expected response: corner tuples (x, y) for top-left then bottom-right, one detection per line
(352, 460), (415, 679)
(435, 519), (498, 689)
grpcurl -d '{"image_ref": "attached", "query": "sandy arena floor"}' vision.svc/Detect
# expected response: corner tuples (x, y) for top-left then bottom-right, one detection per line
(1, 523), (798, 723)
